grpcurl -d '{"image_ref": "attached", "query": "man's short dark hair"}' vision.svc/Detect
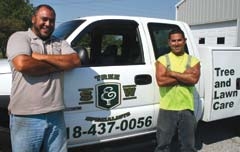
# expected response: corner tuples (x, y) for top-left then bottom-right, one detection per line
(33, 4), (56, 16)
(168, 28), (186, 39)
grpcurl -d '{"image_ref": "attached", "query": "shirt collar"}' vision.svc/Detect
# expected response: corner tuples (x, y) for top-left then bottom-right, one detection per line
(27, 28), (56, 42)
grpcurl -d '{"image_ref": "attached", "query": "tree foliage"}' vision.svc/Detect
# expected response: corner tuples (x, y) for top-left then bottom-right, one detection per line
(0, 0), (33, 58)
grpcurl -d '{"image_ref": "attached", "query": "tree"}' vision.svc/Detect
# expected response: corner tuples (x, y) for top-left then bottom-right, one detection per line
(0, 0), (33, 58)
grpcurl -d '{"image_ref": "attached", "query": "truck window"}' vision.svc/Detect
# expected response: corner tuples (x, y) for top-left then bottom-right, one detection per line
(53, 20), (85, 39)
(148, 23), (189, 59)
(71, 20), (144, 66)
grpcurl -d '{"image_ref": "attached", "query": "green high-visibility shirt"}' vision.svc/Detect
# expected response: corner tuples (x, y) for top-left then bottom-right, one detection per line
(157, 52), (200, 111)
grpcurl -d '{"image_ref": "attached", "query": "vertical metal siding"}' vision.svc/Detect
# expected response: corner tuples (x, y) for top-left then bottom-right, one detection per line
(177, 0), (240, 25)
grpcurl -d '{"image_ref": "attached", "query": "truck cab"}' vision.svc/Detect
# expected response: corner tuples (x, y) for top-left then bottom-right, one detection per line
(53, 16), (203, 147)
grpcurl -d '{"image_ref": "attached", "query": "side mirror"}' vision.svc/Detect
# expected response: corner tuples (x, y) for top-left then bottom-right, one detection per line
(74, 47), (90, 65)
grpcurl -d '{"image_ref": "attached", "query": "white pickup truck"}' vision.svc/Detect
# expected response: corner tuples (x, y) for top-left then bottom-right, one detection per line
(1, 16), (240, 148)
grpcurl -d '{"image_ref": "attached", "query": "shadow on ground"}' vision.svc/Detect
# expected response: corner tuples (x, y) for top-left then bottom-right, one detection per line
(195, 116), (240, 150)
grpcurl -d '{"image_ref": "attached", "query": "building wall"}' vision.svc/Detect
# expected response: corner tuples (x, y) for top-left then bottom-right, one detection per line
(176, 0), (240, 25)
(176, 0), (240, 46)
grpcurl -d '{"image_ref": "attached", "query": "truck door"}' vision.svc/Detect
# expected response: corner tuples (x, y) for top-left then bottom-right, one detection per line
(63, 19), (156, 147)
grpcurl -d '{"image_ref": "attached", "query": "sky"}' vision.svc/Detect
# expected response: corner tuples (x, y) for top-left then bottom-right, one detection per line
(30, 0), (179, 26)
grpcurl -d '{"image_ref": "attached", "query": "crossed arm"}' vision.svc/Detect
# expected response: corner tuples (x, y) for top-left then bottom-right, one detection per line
(155, 61), (200, 87)
(12, 52), (81, 76)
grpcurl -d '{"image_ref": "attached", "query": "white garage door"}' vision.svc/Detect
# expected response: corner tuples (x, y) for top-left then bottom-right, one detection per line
(191, 20), (237, 47)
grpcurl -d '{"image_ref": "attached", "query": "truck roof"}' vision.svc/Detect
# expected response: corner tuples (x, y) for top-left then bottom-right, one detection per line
(73, 15), (186, 25)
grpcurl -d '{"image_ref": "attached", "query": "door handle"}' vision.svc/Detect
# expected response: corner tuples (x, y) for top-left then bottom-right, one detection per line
(237, 78), (240, 90)
(135, 74), (152, 85)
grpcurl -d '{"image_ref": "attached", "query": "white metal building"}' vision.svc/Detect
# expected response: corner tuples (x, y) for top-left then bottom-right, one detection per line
(176, 0), (240, 47)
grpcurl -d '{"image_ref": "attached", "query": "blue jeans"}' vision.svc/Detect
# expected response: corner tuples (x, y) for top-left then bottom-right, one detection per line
(10, 111), (67, 152)
(154, 109), (197, 152)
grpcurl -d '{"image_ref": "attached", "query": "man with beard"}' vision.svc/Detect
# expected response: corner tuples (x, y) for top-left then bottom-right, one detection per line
(7, 4), (80, 152)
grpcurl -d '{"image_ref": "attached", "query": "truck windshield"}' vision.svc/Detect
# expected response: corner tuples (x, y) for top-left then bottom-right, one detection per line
(53, 20), (85, 39)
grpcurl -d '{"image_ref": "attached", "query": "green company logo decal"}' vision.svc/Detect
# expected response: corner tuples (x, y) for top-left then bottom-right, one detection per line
(96, 83), (121, 110)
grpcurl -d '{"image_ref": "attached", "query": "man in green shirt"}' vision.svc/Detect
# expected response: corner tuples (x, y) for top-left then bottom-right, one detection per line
(154, 28), (200, 152)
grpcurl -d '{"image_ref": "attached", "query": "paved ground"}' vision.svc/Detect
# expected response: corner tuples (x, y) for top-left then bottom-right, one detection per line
(196, 116), (240, 152)
(1, 116), (240, 152)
